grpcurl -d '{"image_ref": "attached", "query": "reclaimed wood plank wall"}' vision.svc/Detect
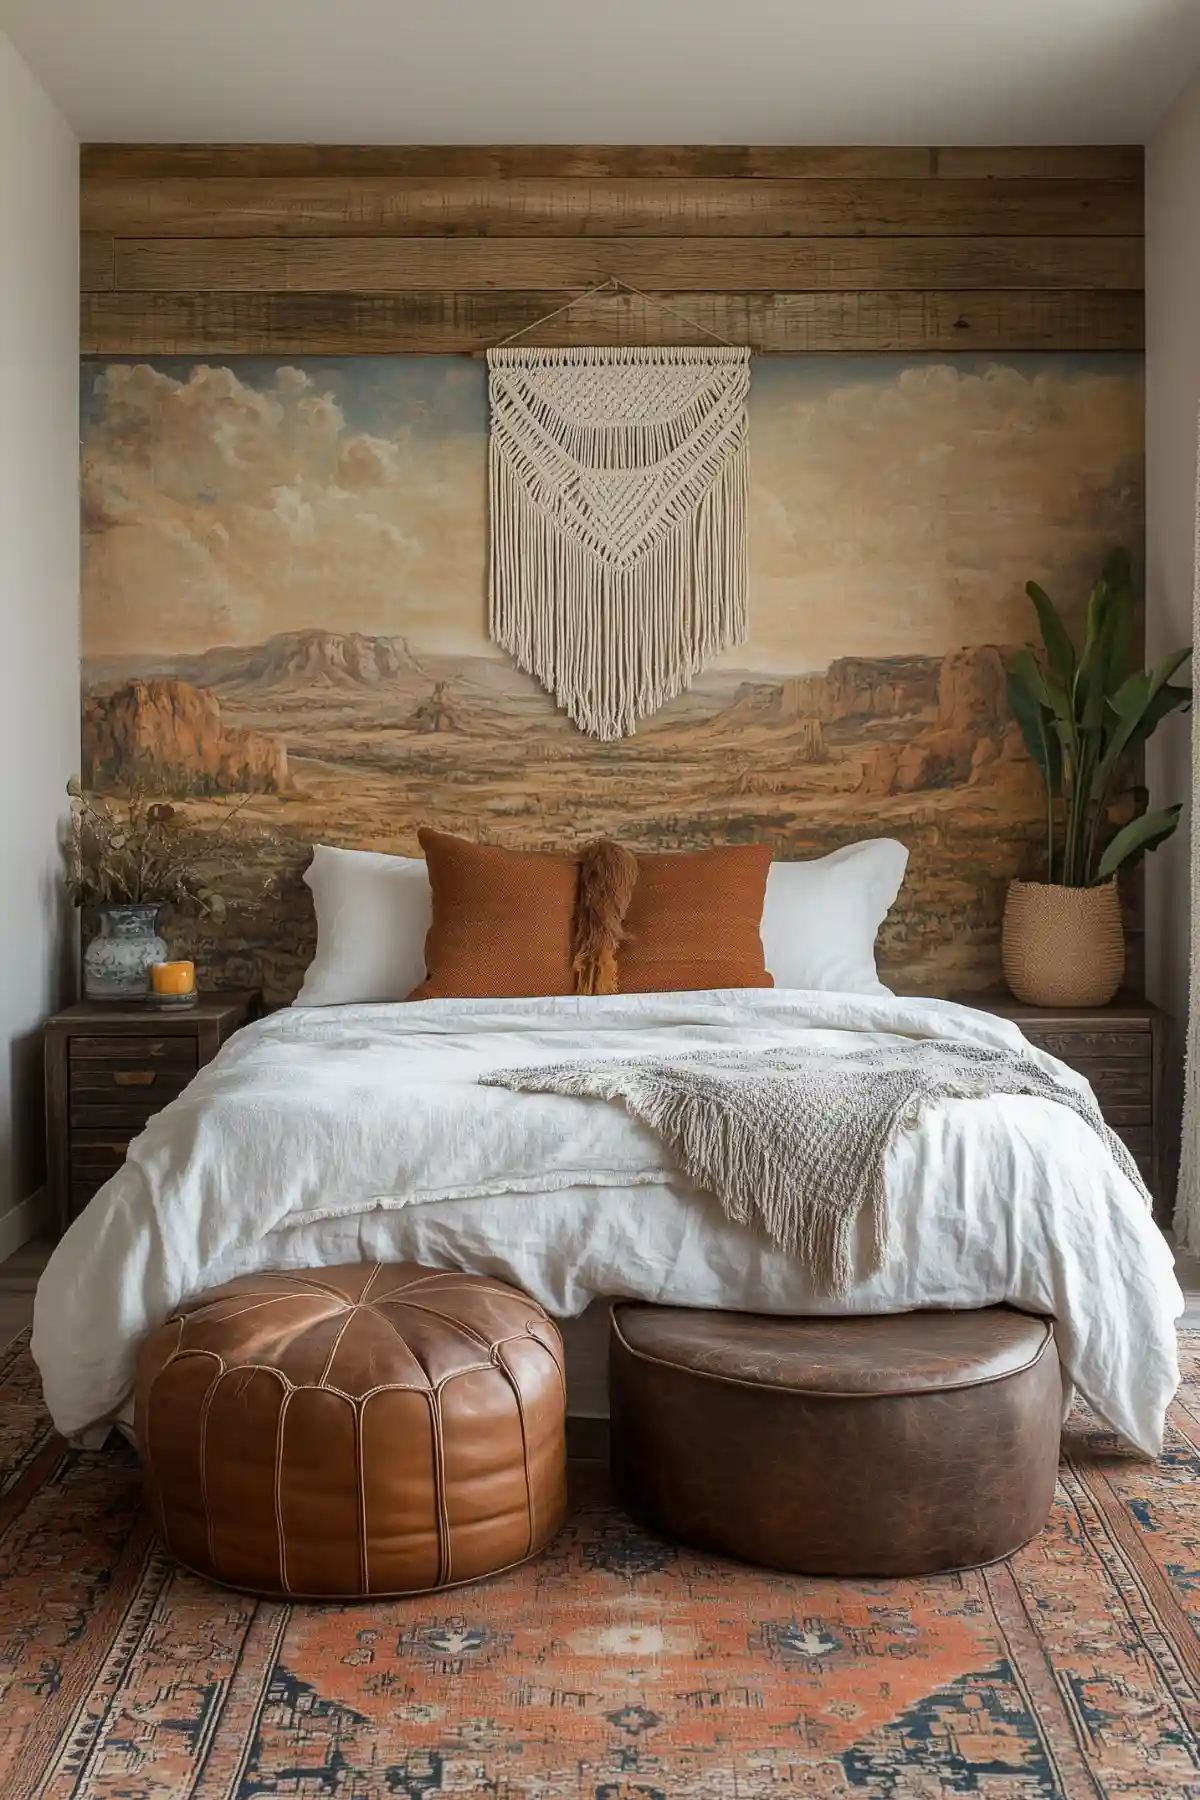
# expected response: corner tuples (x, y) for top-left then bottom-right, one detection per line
(80, 143), (1144, 356)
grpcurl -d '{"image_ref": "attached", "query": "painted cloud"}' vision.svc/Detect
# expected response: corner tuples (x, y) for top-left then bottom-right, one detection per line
(82, 354), (1143, 670)
(82, 359), (487, 657)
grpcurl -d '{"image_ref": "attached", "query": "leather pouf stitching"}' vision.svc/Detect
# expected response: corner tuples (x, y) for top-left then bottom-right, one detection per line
(135, 1263), (567, 1599)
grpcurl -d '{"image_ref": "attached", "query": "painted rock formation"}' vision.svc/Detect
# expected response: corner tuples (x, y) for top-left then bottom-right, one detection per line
(860, 646), (1020, 796)
(83, 679), (289, 795)
(782, 655), (941, 722)
(86, 630), (425, 695)
(727, 656), (940, 730)
(206, 629), (423, 690)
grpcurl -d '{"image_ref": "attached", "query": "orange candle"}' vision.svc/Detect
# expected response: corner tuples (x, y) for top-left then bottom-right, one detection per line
(151, 960), (196, 1000)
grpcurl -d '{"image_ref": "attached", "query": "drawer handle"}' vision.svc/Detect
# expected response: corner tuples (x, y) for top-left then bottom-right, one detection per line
(113, 1070), (157, 1087)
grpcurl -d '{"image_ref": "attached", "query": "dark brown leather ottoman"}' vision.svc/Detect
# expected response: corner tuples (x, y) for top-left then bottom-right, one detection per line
(609, 1304), (1061, 1576)
(135, 1263), (567, 1598)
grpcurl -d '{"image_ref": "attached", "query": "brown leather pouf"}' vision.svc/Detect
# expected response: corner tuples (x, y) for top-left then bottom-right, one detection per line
(609, 1304), (1062, 1576)
(135, 1264), (567, 1598)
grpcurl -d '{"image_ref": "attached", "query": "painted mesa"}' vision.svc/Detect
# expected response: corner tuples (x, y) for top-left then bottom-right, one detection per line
(81, 353), (1145, 1002)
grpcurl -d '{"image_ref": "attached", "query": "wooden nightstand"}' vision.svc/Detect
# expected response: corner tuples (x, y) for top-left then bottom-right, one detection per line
(954, 993), (1169, 1217)
(44, 990), (260, 1235)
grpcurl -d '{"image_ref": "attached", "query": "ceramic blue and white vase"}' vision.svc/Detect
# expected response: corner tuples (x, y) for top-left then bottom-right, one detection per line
(83, 904), (169, 1000)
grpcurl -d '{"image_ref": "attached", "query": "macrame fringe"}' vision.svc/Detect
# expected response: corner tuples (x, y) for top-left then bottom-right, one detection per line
(623, 1075), (882, 1299)
(490, 451), (748, 739)
(571, 838), (639, 995)
(488, 346), (751, 741)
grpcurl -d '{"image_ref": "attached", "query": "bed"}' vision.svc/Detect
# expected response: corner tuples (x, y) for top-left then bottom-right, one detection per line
(32, 986), (1182, 1455)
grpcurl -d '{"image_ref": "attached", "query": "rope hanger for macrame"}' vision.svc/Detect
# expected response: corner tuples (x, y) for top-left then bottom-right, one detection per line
(472, 276), (744, 354)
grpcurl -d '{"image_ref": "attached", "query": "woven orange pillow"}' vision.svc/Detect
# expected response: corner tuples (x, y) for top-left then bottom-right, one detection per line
(617, 844), (774, 993)
(410, 829), (581, 1000)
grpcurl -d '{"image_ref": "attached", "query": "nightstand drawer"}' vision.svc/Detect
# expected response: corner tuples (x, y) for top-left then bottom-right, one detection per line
(45, 989), (260, 1234)
(1075, 1067), (1152, 1109)
(69, 1035), (199, 1068)
(1023, 1029), (1148, 1063)
(68, 1040), (198, 1131)
(1095, 1101), (1152, 1129)
(69, 1129), (136, 1215)
(70, 1055), (196, 1108)
(68, 1100), (177, 1131)
(71, 1128), (135, 1177)
(72, 1179), (113, 1216)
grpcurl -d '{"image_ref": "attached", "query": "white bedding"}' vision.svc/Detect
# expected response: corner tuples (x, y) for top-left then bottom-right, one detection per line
(32, 989), (1182, 1454)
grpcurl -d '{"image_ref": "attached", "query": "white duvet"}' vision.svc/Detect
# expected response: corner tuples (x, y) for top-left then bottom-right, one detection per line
(32, 989), (1182, 1454)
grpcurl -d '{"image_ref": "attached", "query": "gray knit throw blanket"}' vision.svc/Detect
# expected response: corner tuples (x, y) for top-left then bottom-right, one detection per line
(483, 1040), (1148, 1297)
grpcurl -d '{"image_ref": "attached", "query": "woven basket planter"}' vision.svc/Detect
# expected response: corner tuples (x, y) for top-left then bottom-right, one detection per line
(1001, 879), (1124, 1008)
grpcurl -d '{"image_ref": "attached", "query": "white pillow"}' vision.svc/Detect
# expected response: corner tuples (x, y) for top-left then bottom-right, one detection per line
(296, 844), (432, 1005)
(295, 837), (907, 1006)
(760, 840), (908, 995)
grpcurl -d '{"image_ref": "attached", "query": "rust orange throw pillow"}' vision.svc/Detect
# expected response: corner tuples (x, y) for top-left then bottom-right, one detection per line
(410, 829), (581, 1000)
(617, 844), (774, 993)
(409, 832), (773, 999)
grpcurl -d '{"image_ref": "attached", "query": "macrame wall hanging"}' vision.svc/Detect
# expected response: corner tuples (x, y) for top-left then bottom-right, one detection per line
(487, 311), (751, 741)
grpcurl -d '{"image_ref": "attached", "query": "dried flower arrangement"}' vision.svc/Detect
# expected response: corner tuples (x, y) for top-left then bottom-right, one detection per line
(63, 778), (276, 919)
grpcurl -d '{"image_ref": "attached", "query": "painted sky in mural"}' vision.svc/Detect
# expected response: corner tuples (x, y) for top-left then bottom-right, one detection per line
(82, 353), (1143, 669)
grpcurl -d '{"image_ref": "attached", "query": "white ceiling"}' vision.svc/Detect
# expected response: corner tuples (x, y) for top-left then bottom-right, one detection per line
(1, 0), (1197, 145)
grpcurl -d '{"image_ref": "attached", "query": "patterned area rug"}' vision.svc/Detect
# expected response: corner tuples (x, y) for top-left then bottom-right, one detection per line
(2, 1329), (1198, 1800)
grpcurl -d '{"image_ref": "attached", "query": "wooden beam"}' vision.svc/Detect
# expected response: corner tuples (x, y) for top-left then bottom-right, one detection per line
(934, 147), (1144, 181)
(92, 235), (1143, 294)
(80, 176), (1141, 239)
(81, 233), (114, 290)
(81, 289), (1144, 356)
(81, 144), (941, 181)
(80, 143), (1144, 182)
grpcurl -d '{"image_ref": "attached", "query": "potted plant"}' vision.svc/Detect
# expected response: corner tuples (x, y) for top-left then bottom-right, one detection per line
(1003, 548), (1191, 1007)
(64, 780), (261, 1000)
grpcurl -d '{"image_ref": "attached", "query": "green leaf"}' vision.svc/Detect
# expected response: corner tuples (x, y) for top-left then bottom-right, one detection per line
(1117, 681), (1192, 761)
(1101, 586), (1134, 700)
(1109, 668), (1152, 719)
(1043, 672), (1075, 729)
(1026, 580), (1077, 687)
(1098, 658), (1190, 782)
(1080, 570), (1138, 733)
(1095, 805), (1183, 881)
(1009, 647), (1052, 711)
(1006, 670), (1061, 791)
(1099, 670), (1154, 775)
(1078, 576), (1109, 666)
(1147, 644), (1193, 700)
(1076, 585), (1114, 730)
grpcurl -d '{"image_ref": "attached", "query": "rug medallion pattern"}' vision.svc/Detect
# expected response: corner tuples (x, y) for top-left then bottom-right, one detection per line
(1, 1329), (1198, 1798)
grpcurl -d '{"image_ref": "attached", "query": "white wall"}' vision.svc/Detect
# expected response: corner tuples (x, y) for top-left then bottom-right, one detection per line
(0, 32), (79, 1234)
(1146, 72), (1200, 1043)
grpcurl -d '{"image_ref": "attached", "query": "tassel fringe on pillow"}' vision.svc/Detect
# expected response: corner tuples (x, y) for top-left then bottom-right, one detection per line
(572, 839), (640, 995)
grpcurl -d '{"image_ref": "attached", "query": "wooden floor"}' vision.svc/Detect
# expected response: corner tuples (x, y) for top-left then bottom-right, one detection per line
(4, 1236), (1200, 1344)
(0, 1239), (49, 1343)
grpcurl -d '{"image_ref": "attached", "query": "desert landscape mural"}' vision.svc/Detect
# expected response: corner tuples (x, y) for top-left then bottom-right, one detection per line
(80, 352), (1145, 1003)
